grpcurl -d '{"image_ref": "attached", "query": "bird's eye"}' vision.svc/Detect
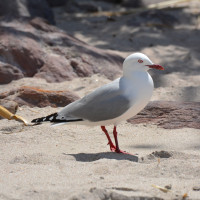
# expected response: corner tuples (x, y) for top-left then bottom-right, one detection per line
(138, 59), (143, 63)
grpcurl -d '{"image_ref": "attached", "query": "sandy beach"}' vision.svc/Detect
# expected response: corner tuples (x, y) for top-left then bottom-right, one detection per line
(0, 0), (200, 199)
(0, 106), (200, 199)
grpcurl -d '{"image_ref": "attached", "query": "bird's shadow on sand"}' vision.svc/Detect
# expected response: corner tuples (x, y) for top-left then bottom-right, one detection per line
(63, 152), (138, 162)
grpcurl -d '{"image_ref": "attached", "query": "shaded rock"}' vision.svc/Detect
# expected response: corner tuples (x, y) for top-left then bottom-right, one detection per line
(65, 0), (115, 13)
(29, 17), (58, 32)
(0, 18), (123, 84)
(0, 61), (24, 84)
(47, 0), (66, 7)
(141, 0), (166, 6)
(96, 0), (122, 4)
(0, 86), (80, 107)
(65, 0), (99, 13)
(121, 0), (143, 8)
(128, 9), (178, 28)
(128, 101), (200, 129)
(96, 0), (142, 7)
(0, 0), (54, 24)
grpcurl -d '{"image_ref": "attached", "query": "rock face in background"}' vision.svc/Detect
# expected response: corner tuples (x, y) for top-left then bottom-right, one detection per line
(0, 86), (80, 108)
(120, 0), (143, 8)
(128, 101), (200, 129)
(95, 0), (142, 7)
(64, 0), (143, 13)
(0, 0), (55, 24)
(65, 0), (99, 13)
(0, 18), (123, 84)
(0, 62), (24, 84)
(46, 0), (66, 7)
(127, 9), (179, 28)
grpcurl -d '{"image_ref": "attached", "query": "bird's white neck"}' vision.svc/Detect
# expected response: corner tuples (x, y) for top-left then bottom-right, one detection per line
(123, 69), (149, 80)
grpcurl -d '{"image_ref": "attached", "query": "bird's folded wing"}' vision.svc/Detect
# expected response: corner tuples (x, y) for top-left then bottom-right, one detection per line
(58, 81), (132, 122)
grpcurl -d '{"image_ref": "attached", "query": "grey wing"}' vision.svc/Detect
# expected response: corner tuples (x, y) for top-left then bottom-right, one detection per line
(58, 80), (131, 122)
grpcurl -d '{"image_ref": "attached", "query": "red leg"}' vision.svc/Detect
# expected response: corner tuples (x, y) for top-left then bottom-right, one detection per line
(113, 126), (120, 152)
(101, 126), (116, 152)
(113, 126), (130, 154)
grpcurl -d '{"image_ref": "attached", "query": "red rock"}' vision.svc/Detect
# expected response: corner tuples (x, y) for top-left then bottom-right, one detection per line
(0, 86), (80, 108)
(128, 101), (200, 129)
(0, 18), (123, 84)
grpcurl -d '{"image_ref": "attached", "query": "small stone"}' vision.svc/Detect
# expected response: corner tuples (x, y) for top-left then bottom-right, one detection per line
(165, 184), (172, 190)
(193, 186), (200, 191)
(152, 151), (172, 158)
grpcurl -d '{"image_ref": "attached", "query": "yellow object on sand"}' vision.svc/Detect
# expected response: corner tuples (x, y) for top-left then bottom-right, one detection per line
(152, 184), (170, 193)
(0, 105), (28, 126)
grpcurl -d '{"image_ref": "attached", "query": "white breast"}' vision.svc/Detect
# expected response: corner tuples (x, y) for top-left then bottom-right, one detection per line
(82, 71), (154, 126)
(113, 71), (154, 125)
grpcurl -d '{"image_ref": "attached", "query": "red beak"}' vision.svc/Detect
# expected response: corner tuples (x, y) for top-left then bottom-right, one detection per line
(146, 64), (164, 70)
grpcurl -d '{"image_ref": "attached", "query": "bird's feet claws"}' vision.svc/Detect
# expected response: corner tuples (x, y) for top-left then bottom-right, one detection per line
(108, 142), (116, 150)
(112, 147), (134, 155)
(108, 142), (134, 155)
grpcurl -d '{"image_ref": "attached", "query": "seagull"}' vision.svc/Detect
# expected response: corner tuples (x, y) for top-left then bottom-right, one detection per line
(31, 53), (164, 154)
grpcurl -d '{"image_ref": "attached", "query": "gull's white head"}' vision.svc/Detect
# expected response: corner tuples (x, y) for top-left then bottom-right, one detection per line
(123, 52), (164, 76)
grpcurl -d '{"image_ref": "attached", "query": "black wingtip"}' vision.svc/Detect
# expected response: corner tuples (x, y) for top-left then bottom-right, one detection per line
(31, 113), (58, 123)
(31, 112), (84, 124)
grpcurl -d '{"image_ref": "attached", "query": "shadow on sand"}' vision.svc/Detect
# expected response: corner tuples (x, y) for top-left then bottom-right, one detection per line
(64, 152), (138, 162)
